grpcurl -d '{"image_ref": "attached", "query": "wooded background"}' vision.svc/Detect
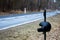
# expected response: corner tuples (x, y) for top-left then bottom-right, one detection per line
(0, 0), (60, 12)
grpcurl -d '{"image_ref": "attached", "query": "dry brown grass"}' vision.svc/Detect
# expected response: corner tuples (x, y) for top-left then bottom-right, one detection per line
(0, 10), (23, 16)
(10, 10), (23, 14)
(0, 9), (52, 16)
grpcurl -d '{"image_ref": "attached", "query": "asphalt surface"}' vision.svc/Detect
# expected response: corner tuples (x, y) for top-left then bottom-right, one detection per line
(0, 10), (60, 30)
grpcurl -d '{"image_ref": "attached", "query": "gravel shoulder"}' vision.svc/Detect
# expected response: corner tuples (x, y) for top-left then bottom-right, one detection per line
(0, 14), (60, 40)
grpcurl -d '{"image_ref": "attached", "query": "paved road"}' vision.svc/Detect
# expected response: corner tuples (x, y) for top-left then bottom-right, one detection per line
(0, 10), (60, 30)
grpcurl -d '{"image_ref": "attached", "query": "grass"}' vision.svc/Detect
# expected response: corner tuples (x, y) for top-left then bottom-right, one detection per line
(0, 9), (52, 16)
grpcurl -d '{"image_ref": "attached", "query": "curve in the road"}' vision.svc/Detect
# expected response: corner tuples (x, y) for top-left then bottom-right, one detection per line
(0, 10), (60, 30)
